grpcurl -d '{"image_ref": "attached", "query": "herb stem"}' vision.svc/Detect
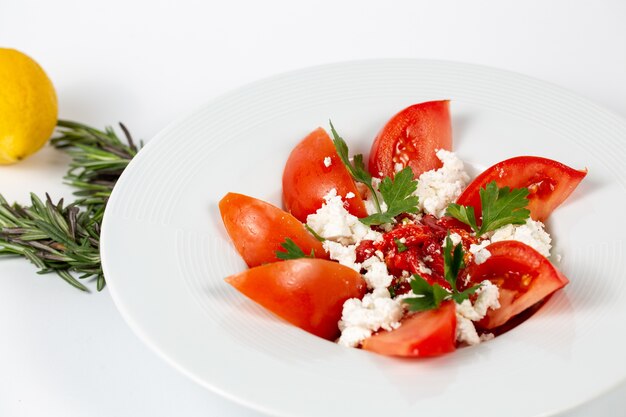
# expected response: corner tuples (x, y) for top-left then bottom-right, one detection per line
(0, 120), (142, 292)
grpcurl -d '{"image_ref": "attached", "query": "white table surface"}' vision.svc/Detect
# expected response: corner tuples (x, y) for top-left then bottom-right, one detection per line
(1, 1), (625, 416)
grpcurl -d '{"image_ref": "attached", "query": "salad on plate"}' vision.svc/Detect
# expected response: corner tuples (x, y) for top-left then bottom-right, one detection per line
(218, 100), (586, 358)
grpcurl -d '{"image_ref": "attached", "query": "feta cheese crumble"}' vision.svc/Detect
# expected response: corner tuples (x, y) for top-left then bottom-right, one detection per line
(469, 240), (491, 265)
(337, 288), (406, 347)
(337, 252), (401, 347)
(417, 262), (432, 275)
(361, 255), (394, 290)
(322, 241), (360, 271)
(443, 232), (463, 247)
(414, 150), (470, 217)
(306, 189), (381, 245)
(323, 156), (332, 167)
(455, 281), (500, 345)
(489, 218), (552, 257)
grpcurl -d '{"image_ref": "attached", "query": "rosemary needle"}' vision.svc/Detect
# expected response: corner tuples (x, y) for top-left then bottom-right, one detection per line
(0, 120), (142, 292)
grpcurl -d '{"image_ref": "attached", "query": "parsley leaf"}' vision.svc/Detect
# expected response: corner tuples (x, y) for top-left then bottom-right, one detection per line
(402, 233), (481, 311)
(445, 204), (478, 232)
(329, 121), (382, 213)
(452, 285), (482, 304)
(446, 181), (530, 237)
(442, 233), (483, 302)
(275, 238), (315, 260)
(403, 275), (449, 311)
(443, 233), (465, 292)
(394, 238), (408, 253)
(479, 182), (530, 234)
(360, 167), (419, 225)
(329, 122), (420, 225)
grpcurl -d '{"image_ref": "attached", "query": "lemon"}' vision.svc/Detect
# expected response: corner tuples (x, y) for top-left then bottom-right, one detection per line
(0, 48), (58, 164)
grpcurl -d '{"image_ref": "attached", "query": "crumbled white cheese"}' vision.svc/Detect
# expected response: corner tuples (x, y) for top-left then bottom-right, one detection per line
(469, 240), (492, 265)
(306, 189), (381, 245)
(443, 232), (463, 247)
(455, 315), (480, 346)
(489, 218), (552, 257)
(455, 281), (500, 346)
(414, 150), (470, 217)
(323, 156), (332, 167)
(337, 326), (372, 348)
(361, 255), (394, 290)
(473, 281), (501, 317)
(337, 288), (405, 347)
(417, 262), (432, 275)
(345, 192), (355, 199)
(462, 273), (472, 287)
(394, 163), (404, 173)
(323, 241), (360, 272)
(479, 333), (495, 342)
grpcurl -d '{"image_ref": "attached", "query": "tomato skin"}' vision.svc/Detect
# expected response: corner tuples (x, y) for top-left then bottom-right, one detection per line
(368, 100), (452, 179)
(455, 156), (587, 222)
(361, 301), (456, 357)
(282, 127), (367, 222)
(466, 241), (569, 330)
(225, 259), (367, 340)
(219, 193), (328, 267)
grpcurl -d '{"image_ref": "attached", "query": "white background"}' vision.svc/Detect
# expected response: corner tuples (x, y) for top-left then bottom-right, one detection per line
(1, 1), (625, 416)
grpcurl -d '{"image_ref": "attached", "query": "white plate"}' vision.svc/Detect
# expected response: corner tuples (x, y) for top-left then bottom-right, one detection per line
(101, 60), (626, 417)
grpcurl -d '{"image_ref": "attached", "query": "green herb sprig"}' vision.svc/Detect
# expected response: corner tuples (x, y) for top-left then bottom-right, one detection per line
(330, 122), (419, 225)
(446, 181), (530, 237)
(394, 238), (408, 253)
(52, 120), (141, 223)
(360, 168), (419, 226)
(0, 193), (102, 291)
(0, 120), (142, 291)
(275, 238), (315, 260)
(329, 121), (382, 213)
(403, 234), (481, 312)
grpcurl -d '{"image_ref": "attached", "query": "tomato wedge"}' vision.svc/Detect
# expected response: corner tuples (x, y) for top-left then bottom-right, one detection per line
(219, 193), (328, 267)
(361, 301), (456, 357)
(368, 100), (452, 179)
(282, 127), (367, 222)
(466, 241), (569, 330)
(455, 156), (586, 222)
(225, 259), (367, 340)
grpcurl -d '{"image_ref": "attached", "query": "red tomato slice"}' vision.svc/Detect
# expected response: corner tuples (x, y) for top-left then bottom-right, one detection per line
(455, 156), (587, 222)
(219, 193), (328, 267)
(466, 241), (569, 330)
(368, 100), (452, 179)
(361, 301), (456, 357)
(225, 259), (367, 340)
(282, 127), (367, 222)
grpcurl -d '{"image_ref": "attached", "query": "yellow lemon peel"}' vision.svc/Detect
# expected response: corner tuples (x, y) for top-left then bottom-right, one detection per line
(0, 48), (58, 164)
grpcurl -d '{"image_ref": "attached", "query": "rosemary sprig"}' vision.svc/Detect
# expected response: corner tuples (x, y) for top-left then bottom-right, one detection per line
(0, 120), (142, 291)
(52, 119), (142, 223)
(0, 193), (101, 291)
